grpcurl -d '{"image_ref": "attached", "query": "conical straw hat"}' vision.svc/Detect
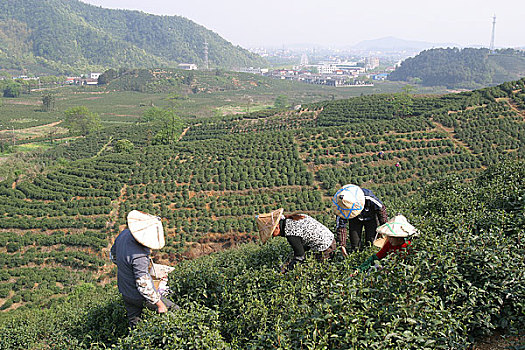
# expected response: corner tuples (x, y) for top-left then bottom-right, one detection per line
(127, 210), (165, 249)
(373, 236), (387, 248)
(332, 184), (365, 219)
(376, 215), (418, 238)
(256, 208), (284, 244)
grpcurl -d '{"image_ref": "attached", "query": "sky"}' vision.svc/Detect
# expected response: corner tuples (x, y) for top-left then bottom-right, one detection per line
(80, 0), (525, 49)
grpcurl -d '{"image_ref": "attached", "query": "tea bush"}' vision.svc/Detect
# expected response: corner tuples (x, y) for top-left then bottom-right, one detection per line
(0, 283), (128, 350)
(154, 160), (522, 349)
(0, 161), (523, 349)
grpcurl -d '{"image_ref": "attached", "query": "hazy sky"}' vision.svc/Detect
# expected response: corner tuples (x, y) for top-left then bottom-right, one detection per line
(80, 0), (524, 48)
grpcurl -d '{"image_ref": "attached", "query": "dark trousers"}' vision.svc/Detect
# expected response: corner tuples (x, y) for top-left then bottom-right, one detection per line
(283, 238), (337, 272)
(348, 219), (377, 252)
(122, 295), (176, 328)
(315, 238), (337, 261)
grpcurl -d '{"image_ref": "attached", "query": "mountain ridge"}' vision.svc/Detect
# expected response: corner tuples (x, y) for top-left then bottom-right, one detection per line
(0, 0), (265, 74)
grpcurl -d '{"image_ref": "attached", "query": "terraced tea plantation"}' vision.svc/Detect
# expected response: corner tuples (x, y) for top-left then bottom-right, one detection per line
(0, 78), (523, 319)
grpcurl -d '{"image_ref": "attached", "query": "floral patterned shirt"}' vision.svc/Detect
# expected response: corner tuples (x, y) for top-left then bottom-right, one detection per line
(284, 215), (334, 252)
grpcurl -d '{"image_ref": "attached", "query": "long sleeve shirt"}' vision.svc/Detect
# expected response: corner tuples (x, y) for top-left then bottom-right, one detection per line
(336, 188), (388, 230)
(110, 229), (161, 304)
(357, 240), (411, 272)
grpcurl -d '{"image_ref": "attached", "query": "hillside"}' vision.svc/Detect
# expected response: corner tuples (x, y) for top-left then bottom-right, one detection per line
(0, 0), (265, 75)
(98, 68), (281, 94)
(388, 48), (525, 88)
(0, 78), (523, 306)
(0, 78), (523, 347)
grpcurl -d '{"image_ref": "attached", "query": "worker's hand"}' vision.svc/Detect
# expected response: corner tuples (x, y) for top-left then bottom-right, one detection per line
(340, 246), (348, 258)
(156, 300), (168, 313)
(349, 269), (359, 278)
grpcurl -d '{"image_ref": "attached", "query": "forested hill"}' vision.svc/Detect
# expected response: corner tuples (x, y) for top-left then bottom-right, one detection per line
(388, 48), (525, 89)
(0, 0), (265, 74)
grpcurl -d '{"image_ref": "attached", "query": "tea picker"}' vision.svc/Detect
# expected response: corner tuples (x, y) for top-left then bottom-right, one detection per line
(333, 184), (389, 256)
(351, 215), (418, 277)
(110, 210), (177, 328)
(256, 208), (336, 273)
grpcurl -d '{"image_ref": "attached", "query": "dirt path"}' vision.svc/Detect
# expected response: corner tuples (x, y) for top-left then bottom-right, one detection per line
(505, 100), (525, 120)
(178, 126), (191, 141)
(39, 121), (62, 128)
(0, 121), (63, 134)
(96, 184), (128, 282)
(94, 136), (113, 157)
(430, 118), (472, 153)
(471, 332), (524, 350)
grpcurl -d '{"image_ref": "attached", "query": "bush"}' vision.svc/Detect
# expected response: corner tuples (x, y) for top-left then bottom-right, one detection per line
(114, 303), (229, 349)
(6, 242), (20, 253)
(0, 160), (522, 349)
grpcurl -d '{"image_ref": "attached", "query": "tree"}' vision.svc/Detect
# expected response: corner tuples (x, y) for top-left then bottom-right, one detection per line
(392, 91), (413, 116)
(274, 95), (288, 109)
(0, 138), (11, 153)
(3, 83), (21, 98)
(97, 69), (118, 85)
(114, 139), (134, 153)
(141, 107), (183, 145)
(402, 84), (416, 94)
(63, 106), (101, 136)
(183, 72), (195, 85)
(42, 93), (56, 112)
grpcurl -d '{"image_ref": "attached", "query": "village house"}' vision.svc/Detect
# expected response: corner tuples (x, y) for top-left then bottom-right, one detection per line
(178, 63), (198, 70)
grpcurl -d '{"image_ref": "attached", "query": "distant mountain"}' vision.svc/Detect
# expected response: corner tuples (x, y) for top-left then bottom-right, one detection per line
(353, 36), (459, 52)
(0, 0), (265, 74)
(388, 47), (525, 88)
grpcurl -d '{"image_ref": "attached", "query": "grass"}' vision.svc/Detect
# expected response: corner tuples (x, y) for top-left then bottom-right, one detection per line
(14, 143), (52, 152)
(215, 103), (273, 116)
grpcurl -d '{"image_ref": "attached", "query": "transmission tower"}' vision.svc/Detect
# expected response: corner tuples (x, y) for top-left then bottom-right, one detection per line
(203, 40), (209, 70)
(489, 15), (496, 53)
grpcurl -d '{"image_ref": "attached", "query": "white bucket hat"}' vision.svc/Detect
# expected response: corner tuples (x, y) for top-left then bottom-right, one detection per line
(256, 208), (284, 244)
(332, 184), (365, 219)
(376, 215), (418, 238)
(127, 210), (165, 249)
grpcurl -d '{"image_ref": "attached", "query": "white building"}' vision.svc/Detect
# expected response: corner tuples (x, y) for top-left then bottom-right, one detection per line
(238, 67), (268, 75)
(89, 72), (102, 80)
(365, 57), (380, 70)
(300, 53), (309, 66)
(178, 63), (198, 70)
(315, 62), (365, 75)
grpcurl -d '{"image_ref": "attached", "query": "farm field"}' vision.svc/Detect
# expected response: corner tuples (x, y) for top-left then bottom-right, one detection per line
(0, 160), (522, 349)
(0, 77), (523, 349)
(0, 74), (447, 180)
(0, 74), (447, 132)
(0, 78), (523, 308)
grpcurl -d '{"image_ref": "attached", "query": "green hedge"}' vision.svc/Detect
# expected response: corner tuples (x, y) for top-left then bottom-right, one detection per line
(0, 161), (523, 349)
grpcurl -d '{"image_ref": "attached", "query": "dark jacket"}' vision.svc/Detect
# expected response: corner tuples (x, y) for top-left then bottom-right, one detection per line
(358, 188), (386, 222)
(110, 229), (153, 300)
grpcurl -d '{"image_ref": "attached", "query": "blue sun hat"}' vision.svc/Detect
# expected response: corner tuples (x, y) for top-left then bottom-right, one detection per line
(332, 184), (365, 219)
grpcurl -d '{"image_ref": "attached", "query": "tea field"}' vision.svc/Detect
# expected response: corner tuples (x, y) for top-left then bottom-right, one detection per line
(0, 160), (522, 349)
(0, 78), (523, 348)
